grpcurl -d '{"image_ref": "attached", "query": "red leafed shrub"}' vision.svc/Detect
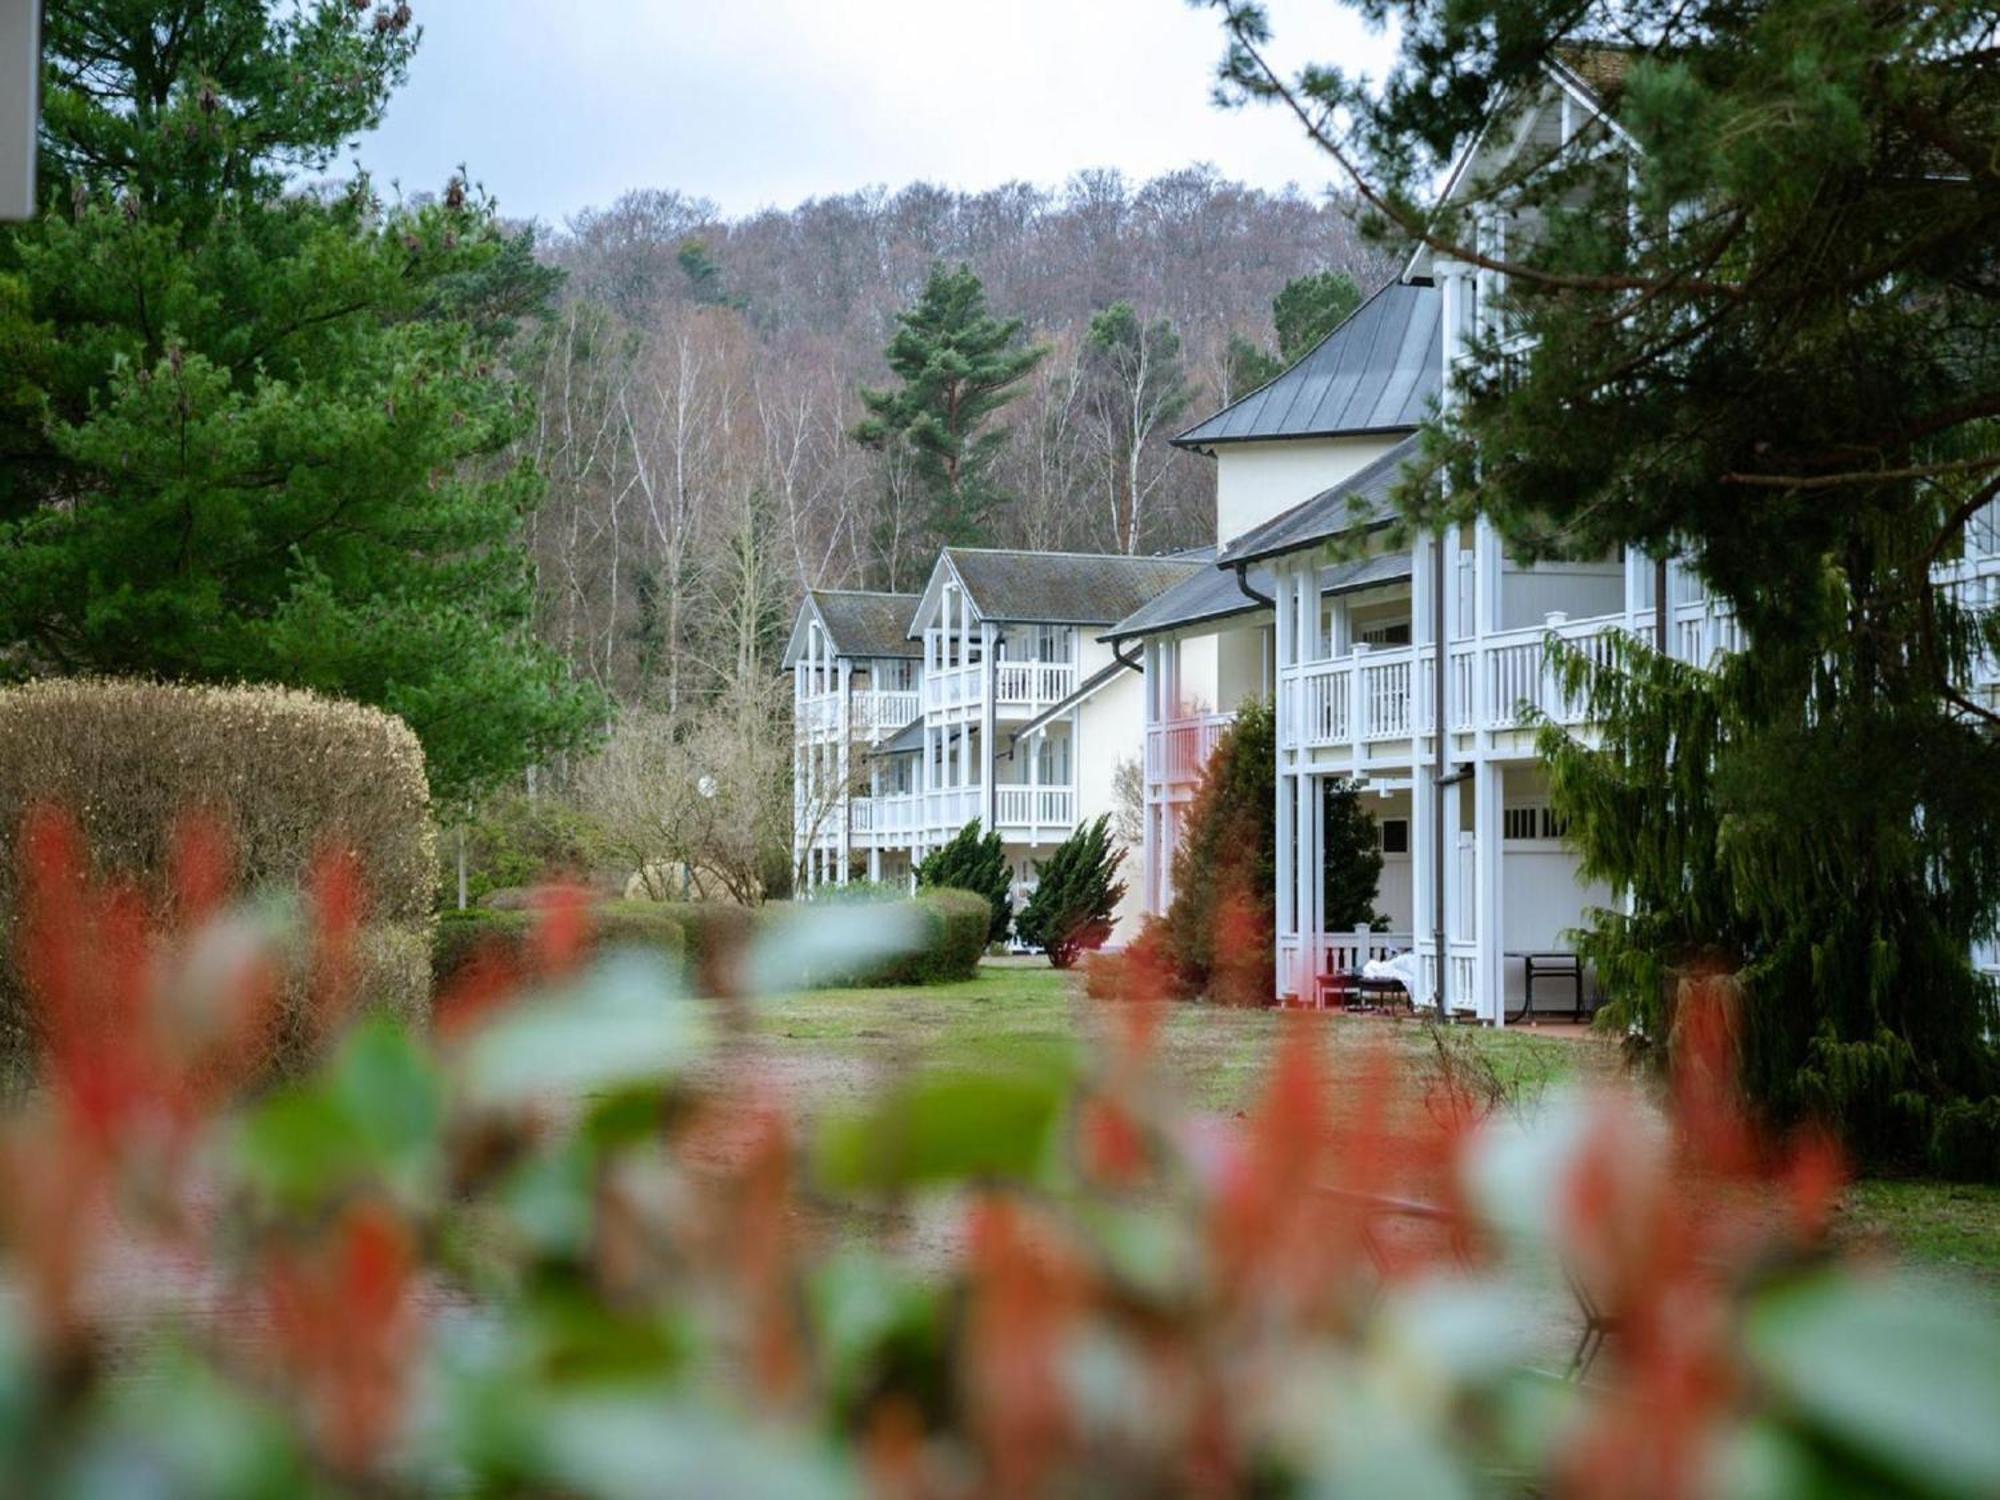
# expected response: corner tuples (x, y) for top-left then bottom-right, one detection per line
(0, 807), (1996, 1498)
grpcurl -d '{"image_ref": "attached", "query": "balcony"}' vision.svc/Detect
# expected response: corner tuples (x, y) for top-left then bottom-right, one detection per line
(994, 784), (1075, 832)
(1146, 711), (1234, 788)
(1279, 613), (1643, 755)
(922, 661), (1077, 715)
(797, 689), (921, 741)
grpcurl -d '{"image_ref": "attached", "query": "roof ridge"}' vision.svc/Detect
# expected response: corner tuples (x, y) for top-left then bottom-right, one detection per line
(944, 546), (1201, 564)
(810, 587), (920, 599)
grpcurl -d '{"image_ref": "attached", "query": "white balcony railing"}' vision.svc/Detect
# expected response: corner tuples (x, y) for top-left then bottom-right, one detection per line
(797, 689), (922, 741)
(994, 785), (1075, 829)
(994, 661), (1076, 708)
(1145, 711), (1235, 786)
(921, 661), (1078, 714)
(1281, 612), (1657, 755)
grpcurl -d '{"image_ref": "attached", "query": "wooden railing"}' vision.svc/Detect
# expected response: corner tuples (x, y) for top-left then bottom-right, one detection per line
(993, 661), (1076, 708)
(994, 785), (1075, 829)
(1145, 711), (1234, 785)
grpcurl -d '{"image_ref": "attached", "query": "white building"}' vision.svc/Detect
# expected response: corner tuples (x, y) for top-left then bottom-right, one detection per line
(785, 550), (1200, 935)
(1116, 64), (2000, 1019)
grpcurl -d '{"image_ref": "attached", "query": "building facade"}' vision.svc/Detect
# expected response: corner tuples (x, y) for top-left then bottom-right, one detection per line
(785, 550), (1199, 936)
(1115, 66), (2000, 1018)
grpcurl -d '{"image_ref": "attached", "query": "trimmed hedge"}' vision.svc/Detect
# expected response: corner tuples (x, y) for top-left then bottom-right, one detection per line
(0, 679), (437, 1072)
(434, 892), (985, 995)
(432, 901), (685, 987)
(855, 889), (989, 987)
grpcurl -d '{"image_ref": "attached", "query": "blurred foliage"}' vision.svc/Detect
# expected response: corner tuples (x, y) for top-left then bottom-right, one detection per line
(3, 815), (1999, 1498)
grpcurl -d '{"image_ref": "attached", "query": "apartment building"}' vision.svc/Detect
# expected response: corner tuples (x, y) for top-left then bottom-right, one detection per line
(786, 549), (1200, 936)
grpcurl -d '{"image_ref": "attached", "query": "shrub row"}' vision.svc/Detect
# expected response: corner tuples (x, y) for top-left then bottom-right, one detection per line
(432, 901), (688, 987)
(438, 890), (989, 994)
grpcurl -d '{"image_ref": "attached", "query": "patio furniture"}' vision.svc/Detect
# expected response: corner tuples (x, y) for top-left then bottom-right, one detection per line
(1507, 950), (1590, 1023)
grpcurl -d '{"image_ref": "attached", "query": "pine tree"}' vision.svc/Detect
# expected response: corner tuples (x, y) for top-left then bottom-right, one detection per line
(1321, 777), (1385, 933)
(854, 265), (1046, 548)
(1164, 699), (1276, 1003)
(0, 0), (603, 805)
(1272, 270), (1362, 363)
(1210, 0), (2000, 1163)
(916, 819), (1014, 945)
(1017, 816), (1128, 968)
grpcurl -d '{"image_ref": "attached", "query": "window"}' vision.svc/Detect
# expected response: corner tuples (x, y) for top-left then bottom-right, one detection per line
(1378, 818), (1410, 855)
(1504, 804), (1569, 841)
(1358, 622), (1412, 647)
(1034, 625), (1072, 662)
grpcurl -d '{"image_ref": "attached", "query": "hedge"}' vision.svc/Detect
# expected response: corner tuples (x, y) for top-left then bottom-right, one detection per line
(851, 889), (989, 987)
(0, 679), (437, 1073)
(433, 901), (685, 987)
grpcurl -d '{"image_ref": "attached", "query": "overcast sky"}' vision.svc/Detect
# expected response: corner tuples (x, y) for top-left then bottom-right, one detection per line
(355, 0), (1398, 227)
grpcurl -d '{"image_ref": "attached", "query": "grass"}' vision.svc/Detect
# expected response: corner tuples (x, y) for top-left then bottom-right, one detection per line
(1842, 1179), (2000, 1285)
(758, 961), (2000, 1285)
(758, 959), (1594, 1118)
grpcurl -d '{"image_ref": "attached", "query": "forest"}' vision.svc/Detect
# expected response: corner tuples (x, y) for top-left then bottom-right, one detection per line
(516, 169), (1392, 709)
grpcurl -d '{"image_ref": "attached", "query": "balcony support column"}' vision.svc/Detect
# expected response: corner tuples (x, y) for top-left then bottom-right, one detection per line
(1474, 757), (1505, 1025)
(979, 620), (997, 833)
(836, 657), (852, 885)
(1026, 722), (1041, 848)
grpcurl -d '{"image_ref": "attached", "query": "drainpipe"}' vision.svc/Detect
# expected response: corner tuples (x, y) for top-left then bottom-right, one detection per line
(1232, 559), (1274, 608)
(1654, 554), (1669, 654)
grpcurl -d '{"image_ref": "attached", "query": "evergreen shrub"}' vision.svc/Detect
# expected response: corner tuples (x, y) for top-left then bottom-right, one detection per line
(1016, 816), (1127, 968)
(916, 821), (1013, 944)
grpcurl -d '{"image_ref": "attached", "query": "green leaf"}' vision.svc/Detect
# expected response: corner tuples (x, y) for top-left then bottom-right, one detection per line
(458, 954), (706, 1108)
(812, 1065), (1070, 1193)
(1746, 1272), (2000, 1498)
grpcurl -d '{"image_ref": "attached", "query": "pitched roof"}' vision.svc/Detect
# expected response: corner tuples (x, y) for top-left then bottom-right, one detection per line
(783, 590), (922, 667)
(1102, 557), (1276, 643)
(1216, 433), (1426, 567)
(940, 549), (1204, 627)
(1174, 281), (1442, 448)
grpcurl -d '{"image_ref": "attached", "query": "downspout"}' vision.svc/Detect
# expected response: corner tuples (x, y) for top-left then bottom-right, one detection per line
(1653, 554), (1669, 653)
(1232, 559), (1275, 608)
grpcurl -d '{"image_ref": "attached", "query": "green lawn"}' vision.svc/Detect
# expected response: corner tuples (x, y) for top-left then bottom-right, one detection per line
(757, 961), (2000, 1285)
(1842, 1179), (2000, 1284)
(757, 961), (1592, 1117)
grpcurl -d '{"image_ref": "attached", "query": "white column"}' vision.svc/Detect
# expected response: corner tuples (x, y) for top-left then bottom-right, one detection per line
(1026, 722), (1041, 848)
(979, 620), (998, 833)
(1475, 757), (1505, 1024)
(836, 657), (853, 884)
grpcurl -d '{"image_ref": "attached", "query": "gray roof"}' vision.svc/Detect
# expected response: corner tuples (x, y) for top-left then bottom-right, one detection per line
(1175, 280), (1441, 447)
(1216, 434), (1426, 567)
(1318, 551), (1415, 596)
(1103, 558), (1276, 642)
(875, 717), (928, 755)
(808, 590), (922, 659)
(943, 548), (1204, 626)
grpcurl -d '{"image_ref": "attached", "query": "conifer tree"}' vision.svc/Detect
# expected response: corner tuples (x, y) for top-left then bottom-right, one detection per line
(0, 0), (602, 804)
(1017, 816), (1128, 968)
(1272, 270), (1361, 363)
(1165, 699), (1275, 1003)
(916, 819), (1014, 945)
(854, 265), (1045, 548)
(1320, 777), (1385, 934)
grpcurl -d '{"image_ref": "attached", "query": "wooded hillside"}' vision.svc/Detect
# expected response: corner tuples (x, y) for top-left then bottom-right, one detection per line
(516, 167), (1391, 707)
